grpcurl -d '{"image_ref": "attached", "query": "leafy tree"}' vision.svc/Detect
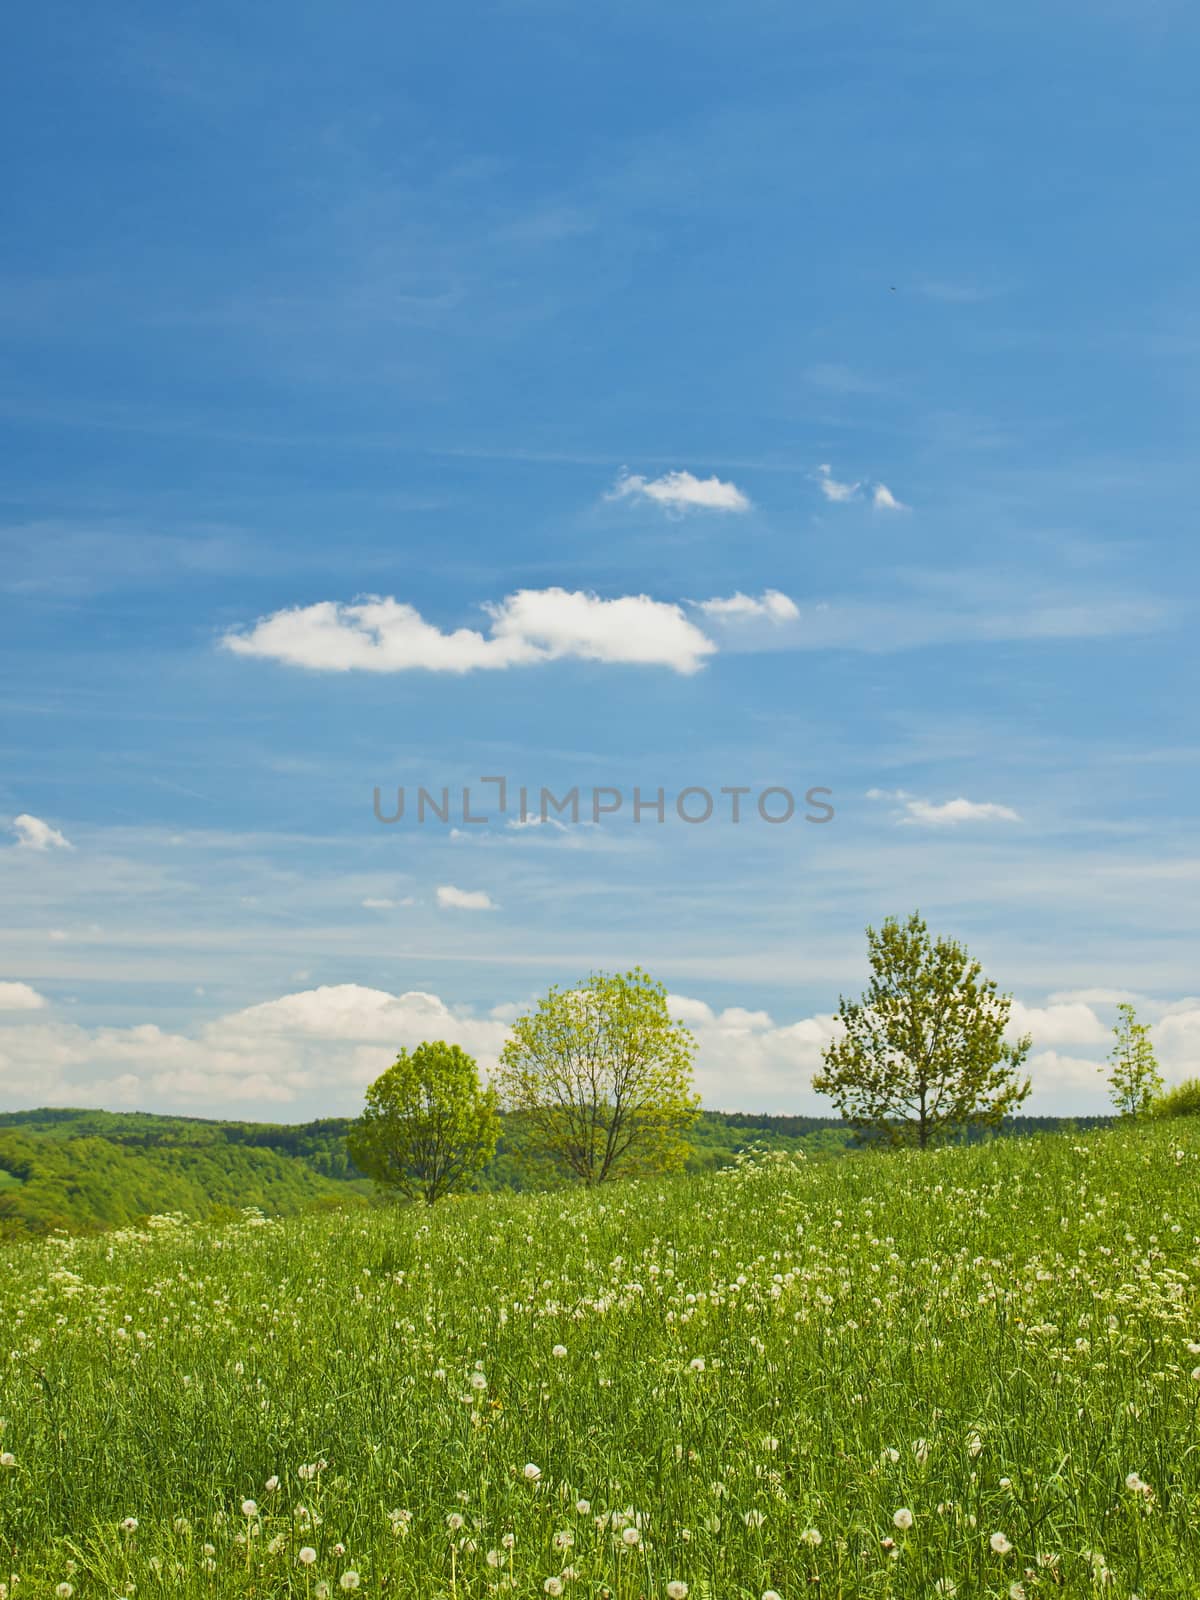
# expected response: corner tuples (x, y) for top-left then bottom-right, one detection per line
(347, 1042), (500, 1204)
(496, 968), (699, 1184)
(1103, 1003), (1162, 1117)
(812, 912), (1032, 1147)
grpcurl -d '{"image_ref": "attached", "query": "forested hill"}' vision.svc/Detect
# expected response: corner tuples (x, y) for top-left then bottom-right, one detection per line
(0, 1106), (1111, 1238)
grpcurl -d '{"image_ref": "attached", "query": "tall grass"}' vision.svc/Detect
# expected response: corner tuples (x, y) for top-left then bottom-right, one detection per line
(2, 1121), (1199, 1597)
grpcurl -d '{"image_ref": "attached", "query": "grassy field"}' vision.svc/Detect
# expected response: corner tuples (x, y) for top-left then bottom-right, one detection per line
(2, 1121), (1199, 1598)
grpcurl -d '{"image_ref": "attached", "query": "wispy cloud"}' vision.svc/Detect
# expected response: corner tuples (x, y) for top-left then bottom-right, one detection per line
(873, 484), (907, 512)
(868, 789), (1021, 826)
(608, 469), (751, 513)
(816, 465), (908, 511)
(11, 814), (73, 851)
(436, 885), (497, 910)
(815, 463), (860, 503)
(693, 589), (799, 623)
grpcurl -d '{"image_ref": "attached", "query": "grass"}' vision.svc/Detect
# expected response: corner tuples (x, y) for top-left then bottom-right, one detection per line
(2, 1121), (1199, 1597)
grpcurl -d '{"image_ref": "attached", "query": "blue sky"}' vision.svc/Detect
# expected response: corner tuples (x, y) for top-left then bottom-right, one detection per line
(2, 0), (1198, 1118)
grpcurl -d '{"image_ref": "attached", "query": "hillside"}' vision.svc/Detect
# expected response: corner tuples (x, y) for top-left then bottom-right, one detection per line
(0, 1128), (363, 1237)
(0, 1120), (1196, 1595)
(0, 1106), (1113, 1237)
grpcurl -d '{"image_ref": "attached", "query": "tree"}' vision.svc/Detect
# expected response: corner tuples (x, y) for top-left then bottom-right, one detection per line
(347, 1042), (500, 1204)
(1103, 1003), (1162, 1117)
(812, 912), (1032, 1147)
(496, 968), (699, 1184)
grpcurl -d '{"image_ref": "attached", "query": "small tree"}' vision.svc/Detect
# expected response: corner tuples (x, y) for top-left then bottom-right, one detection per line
(812, 912), (1032, 1147)
(1103, 1003), (1162, 1117)
(496, 968), (699, 1184)
(347, 1041), (500, 1204)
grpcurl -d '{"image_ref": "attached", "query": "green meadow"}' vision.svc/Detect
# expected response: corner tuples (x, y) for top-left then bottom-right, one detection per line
(2, 1119), (1199, 1598)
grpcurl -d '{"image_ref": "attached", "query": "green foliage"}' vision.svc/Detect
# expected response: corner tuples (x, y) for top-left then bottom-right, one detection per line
(1, 1122), (1200, 1595)
(0, 1106), (366, 1177)
(1104, 1002), (1163, 1117)
(1152, 1076), (1200, 1119)
(497, 967), (700, 1184)
(0, 1128), (363, 1238)
(813, 911), (1032, 1147)
(684, 1110), (855, 1169)
(347, 1041), (500, 1204)
(0, 1103), (1113, 1238)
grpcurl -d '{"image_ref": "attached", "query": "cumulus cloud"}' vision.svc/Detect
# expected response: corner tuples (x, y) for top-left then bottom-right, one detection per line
(608, 469), (750, 513)
(1024, 1049), (1111, 1108)
(0, 983), (513, 1113)
(693, 589), (799, 623)
(11, 814), (73, 850)
(222, 588), (718, 676)
(815, 463), (861, 503)
(436, 885), (496, 910)
(668, 992), (841, 1111)
(1, 979), (1197, 1120)
(873, 484), (907, 511)
(0, 981), (46, 1012)
(1155, 1001), (1200, 1074)
(1007, 999), (1109, 1047)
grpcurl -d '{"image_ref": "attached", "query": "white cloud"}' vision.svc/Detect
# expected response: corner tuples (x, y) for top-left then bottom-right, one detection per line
(12, 814), (73, 851)
(814, 467), (906, 512)
(815, 464), (861, 503)
(901, 797), (1021, 826)
(668, 991), (842, 1111)
(0, 979), (1196, 1120)
(223, 588), (718, 677)
(0, 983), (513, 1112)
(1024, 1049), (1111, 1110)
(873, 484), (907, 511)
(1007, 999), (1109, 1047)
(361, 897), (395, 909)
(608, 469), (750, 513)
(1154, 1002), (1200, 1077)
(0, 981), (46, 1012)
(436, 885), (497, 910)
(488, 589), (715, 674)
(866, 790), (1021, 826)
(694, 589), (799, 623)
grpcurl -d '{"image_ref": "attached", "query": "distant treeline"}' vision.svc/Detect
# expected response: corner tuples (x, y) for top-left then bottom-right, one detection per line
(0, 1105), (1112, 1237)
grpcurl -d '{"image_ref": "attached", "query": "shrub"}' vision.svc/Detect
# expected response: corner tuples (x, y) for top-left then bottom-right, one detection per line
(1152, 1078), (1200, 1118)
